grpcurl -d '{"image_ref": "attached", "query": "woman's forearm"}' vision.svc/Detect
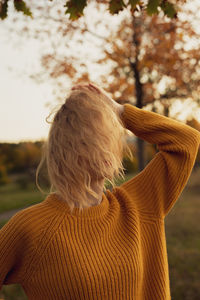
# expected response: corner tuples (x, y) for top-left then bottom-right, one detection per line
(119, 103), (200, 217)
(120, 103), (200, 151)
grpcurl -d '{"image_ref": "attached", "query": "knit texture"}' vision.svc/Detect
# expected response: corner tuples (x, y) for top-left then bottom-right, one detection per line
(0, 104), (200, 300)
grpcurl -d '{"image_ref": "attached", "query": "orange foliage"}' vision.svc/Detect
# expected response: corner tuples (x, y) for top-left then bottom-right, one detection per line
(96, 9), (200, 110)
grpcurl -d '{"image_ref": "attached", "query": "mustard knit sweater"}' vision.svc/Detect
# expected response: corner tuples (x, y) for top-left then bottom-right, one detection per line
(0, 104), (200, 300)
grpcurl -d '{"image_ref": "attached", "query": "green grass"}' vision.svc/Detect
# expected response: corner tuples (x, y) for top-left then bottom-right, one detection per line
(0, 284), (27, 300)
(0, 170), (200, 299)
(105, 171), (136, 189)
(165, 186), (200, 300)
(0, 182), (46, 213)
(0, 220), (7, 228)
(0, 172), (135, 215)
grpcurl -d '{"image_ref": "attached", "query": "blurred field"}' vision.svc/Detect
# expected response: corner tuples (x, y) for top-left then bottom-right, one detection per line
(0, 182), (44, 213)
(0, 173), (134, 216)
(0, 169), (199, 300)
(165, 186), (200, 299)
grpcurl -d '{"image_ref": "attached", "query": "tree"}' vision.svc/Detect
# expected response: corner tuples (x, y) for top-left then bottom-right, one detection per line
(0, 0), (180, 21)
(97, 10), (200, 107)
(0, 142), (42, 174)
(186, 118), (200, 168)
(29, 3), (199, 170)
(1, 1), (200, 171)
(95, 8), (200, 169)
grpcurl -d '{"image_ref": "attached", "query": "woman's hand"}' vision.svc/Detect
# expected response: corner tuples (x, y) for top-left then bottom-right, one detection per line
(71, 82), (124, 117)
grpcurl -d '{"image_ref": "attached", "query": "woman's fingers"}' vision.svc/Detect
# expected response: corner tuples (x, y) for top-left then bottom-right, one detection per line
(71, 83), (90, 92)
(88, 83), (101, 94)
(72, 83), (113, 104)
(71, 82), (100, 94)
(71, 83), (122, 116)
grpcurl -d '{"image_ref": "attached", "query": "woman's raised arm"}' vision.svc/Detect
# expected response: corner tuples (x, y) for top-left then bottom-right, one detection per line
(118, 104), (200, 218)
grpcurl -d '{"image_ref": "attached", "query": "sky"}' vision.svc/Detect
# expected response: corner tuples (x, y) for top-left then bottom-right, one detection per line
(0, 26), (53, 143)
(0, 45), (52, 143)
(0, 1), (124, 143)
(0, 1), (200, 143)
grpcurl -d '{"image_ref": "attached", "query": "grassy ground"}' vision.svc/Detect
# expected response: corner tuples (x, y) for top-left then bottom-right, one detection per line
(0, 182), (45, 214)
(165, 185), (200, 300)
(0, 173), (134, 215)
(0, 219), (8, 228)
(0, 170), (199, 300)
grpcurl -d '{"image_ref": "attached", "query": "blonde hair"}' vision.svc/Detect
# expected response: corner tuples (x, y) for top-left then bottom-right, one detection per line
(36, 87), (133, 214)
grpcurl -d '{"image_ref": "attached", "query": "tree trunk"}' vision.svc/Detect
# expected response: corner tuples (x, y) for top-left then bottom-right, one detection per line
(132, 61), (145, 171)
(130, 15), (145, 172)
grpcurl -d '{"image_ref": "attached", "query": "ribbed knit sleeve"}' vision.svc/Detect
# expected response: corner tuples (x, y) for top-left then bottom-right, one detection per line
(120, 104), (200, 218)
(0, 210), (27, 288)
(0, 202), (65, 290)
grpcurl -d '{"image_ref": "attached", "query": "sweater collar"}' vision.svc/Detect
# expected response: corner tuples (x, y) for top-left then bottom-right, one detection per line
(44, 191), (110, 219)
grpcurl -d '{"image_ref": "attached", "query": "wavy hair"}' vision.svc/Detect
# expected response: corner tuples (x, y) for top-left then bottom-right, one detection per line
(36, 87), (133, 214)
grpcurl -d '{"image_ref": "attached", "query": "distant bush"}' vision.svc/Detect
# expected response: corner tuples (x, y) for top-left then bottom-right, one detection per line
(0, 141), (44, 176)
(122, 155), (137, 173)
(15, 175), (30, 189)
(0, 165), (10, 185)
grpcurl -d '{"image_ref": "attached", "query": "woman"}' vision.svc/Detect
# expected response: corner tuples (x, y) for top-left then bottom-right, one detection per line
(0, 83), (199, 300)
